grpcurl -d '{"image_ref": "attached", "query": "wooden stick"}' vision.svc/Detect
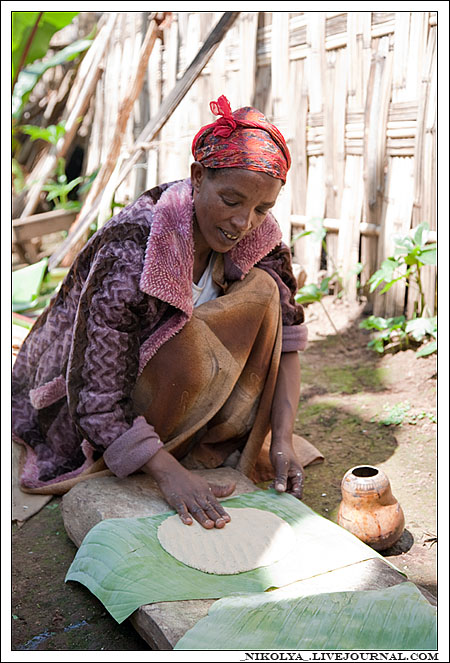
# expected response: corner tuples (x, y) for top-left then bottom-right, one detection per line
(81, 17), (159, 215)
(19, 13), (118, 220)
(116, 11), (240, 188)
(48, 11), (240, 270)
(12, 12), (43, 91)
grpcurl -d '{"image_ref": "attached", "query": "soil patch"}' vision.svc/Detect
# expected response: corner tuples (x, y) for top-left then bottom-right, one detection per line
(11, 501), (148, 651)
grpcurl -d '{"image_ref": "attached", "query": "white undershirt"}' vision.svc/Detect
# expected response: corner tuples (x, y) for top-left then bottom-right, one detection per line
(192, 252), (221, 307)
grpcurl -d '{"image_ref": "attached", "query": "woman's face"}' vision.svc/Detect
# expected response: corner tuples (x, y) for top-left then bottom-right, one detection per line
(191, 163), (282, 254)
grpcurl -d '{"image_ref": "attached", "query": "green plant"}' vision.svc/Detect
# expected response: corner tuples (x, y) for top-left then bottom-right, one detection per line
(12, 158), (26, 194)
(292, 218), (363, 298)
(374, 402), (412, 426)
(368, 222), (436, 317)
(18, 121), (89, 210)
(409, 411), (437, 424)
(19, 122), (66, 145)
(12, 12), (79, 86)
(292, 217), (327, 247)
(371, 402), (437, 426)
(12, 13), (94, 210)
(295, 276), (348, 352)
(360, 223), (437, 357)
(12, 37), (92, 120)
(359, 315), (409, 353)
(359, 314), (437, 357)
(41, 174), (84, 211)
(12, 13), (93, 124)
(406, 317), (437, 358)
(292, 218), (341, 286)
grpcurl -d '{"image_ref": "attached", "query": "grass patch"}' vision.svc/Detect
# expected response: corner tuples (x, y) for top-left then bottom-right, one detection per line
(370, 402), (437, 426)
(302, 364), (385, 394)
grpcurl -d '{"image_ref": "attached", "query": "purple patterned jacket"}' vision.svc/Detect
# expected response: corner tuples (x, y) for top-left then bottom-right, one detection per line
(12, 178), (306, 488)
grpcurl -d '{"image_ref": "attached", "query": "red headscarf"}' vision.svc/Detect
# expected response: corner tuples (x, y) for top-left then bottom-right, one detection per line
(192, 95), (291, 182)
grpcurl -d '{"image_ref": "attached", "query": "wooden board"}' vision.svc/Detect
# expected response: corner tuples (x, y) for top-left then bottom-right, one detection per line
(131, 557), (436, 650)
(13, 209), (78, 243)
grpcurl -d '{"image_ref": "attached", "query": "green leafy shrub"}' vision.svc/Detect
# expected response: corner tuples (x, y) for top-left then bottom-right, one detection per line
(295, 277), (333, 307)
(367, 222), (436, 317)
(359, 315), (409, 353)
(16, 121), (95, 210)
(360, 222), (437, 357)
(359, 314), (437, 357)
(12, 37), (92, 120)
(12, 12), (79, 85)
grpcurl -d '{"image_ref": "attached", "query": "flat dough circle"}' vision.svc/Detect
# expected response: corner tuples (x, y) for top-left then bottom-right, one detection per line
(157, 507), (296, 575)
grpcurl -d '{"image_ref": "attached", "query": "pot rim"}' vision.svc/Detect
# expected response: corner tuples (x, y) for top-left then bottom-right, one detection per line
(347, 464), (382, 478)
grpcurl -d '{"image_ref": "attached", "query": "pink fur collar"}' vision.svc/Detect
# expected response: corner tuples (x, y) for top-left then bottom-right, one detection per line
(139, 178), (282, 316)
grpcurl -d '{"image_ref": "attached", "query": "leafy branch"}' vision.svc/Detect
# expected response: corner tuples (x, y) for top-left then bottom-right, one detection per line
(17, 121), (95, 211)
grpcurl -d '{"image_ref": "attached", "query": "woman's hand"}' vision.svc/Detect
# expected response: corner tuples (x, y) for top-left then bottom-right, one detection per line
(141, 449), (235, 528)
(270, 351), (304, 499)
(269, 439), (305, 500)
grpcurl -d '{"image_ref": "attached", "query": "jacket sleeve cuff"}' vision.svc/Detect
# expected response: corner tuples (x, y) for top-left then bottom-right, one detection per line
(282, 323), (308, 352)
(103, 416), (164, 478)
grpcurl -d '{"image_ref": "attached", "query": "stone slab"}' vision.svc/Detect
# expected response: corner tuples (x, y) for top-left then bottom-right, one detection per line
(61, 466), (256, 547)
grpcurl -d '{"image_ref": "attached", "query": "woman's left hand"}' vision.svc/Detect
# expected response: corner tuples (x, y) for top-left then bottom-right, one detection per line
(269, 439), (305, 500)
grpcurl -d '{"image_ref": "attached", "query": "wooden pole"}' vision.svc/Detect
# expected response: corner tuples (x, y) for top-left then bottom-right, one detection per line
(19, 13), (118, 220)
(80, 17), (159, 218)
(48, 11), (240, 270)
(12, 12), (43, 91)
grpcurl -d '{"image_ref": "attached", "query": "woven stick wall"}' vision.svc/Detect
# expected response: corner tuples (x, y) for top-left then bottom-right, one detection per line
(80, 11), (437, 317)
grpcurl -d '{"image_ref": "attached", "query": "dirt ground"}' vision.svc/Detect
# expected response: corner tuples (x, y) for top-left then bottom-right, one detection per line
(10, 295), (438, 651)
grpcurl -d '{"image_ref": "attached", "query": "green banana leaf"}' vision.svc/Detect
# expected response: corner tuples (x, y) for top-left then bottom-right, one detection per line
(12, 312), (35, 330)
(175, 581), (437, 651)
(13, 37), (92, 119)
(12, 12), (79, 85)
(12, 258), (48, 312)
(66, 490), (399, 624)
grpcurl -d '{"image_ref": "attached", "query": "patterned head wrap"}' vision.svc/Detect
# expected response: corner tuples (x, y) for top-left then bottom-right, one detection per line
(191, 95), (291, 182)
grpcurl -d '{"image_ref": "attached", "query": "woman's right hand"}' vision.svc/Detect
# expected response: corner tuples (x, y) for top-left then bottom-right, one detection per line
(141, 449), (235, 529)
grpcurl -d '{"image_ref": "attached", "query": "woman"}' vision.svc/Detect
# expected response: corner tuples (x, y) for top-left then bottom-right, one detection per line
(12, 96), (308, 530)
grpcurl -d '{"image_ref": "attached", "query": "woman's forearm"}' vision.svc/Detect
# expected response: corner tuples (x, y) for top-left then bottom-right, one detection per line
(269, 351), (304, 497)
(270, 351), (301, 444)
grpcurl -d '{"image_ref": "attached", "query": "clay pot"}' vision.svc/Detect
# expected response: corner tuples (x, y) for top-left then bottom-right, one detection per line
(337, 465), (405, 551)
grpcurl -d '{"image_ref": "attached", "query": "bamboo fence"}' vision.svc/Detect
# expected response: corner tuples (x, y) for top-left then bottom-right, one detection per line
(17, 11), (437, 316)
